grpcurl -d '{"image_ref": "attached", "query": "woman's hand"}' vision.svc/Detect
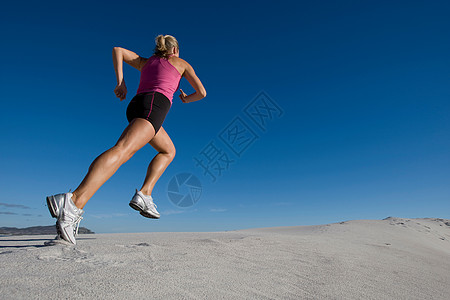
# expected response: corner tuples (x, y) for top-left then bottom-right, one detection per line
(114, 80), (127, 101)
(179, 88), (188, 103)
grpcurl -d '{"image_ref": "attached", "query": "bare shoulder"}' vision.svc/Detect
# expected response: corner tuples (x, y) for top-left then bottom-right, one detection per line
(178, 57), (192, 68)
(169, 57), (190, 77)
(175, 57), (206, 96)
(176, 58), (194, 76)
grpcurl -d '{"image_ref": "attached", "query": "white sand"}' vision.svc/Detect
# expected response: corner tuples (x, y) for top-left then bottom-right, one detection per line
(0, 217), (449, 299)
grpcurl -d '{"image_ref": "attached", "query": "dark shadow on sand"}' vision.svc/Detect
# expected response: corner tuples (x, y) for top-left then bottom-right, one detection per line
(0, 244), (49, 249)
(0, 237), (96, 249)
(0, 238), (53, 242)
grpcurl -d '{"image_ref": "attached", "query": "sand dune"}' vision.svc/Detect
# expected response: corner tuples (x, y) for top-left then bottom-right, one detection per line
(0, 217), (449, 299)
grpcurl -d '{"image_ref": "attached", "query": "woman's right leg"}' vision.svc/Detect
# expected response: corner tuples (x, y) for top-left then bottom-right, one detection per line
(139, 126), (176, 196)
(71, 118), (156, 209)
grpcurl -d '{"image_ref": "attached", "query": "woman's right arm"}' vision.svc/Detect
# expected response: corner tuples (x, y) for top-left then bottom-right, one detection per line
(180, 61), (207, 103)
(112, 47), (125, 85)
(112, 47), (127, 101)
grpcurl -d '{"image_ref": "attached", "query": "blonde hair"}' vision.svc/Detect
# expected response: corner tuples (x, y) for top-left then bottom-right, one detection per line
(154, 34), (179, 59)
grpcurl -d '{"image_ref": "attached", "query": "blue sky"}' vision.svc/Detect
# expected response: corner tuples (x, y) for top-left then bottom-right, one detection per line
(0, 0), (449, 233)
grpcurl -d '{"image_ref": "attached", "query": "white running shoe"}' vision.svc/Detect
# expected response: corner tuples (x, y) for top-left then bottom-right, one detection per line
(55, 193), (84, 245)
(129, 189), (160, 219)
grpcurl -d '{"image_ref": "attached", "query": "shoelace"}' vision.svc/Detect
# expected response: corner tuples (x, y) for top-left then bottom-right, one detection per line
(143, 197), (157, 209)
(55, 218), (82, 241)
(62, 211), (83, 236)
(66, 188), (83, 235)
(73, 214), (83, 236)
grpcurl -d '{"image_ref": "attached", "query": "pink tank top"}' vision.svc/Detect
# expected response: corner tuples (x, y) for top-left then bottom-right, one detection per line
(136, 54), (182, 104)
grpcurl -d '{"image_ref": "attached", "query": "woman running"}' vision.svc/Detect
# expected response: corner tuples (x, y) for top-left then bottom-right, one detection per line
(46, 34), (207, 244)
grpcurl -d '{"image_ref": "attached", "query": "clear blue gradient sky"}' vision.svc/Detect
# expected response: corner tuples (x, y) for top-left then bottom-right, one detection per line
(1, 0), (449, 233)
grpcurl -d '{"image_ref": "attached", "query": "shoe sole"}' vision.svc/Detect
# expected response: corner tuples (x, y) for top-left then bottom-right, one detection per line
(129, 202), (160, 219)
(46, 196), (58, 218)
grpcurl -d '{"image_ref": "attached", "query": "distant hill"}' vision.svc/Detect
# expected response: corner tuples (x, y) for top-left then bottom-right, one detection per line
(0, 225), (94, 235)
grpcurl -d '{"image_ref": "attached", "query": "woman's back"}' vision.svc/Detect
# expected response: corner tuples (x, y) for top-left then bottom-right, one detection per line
(136, 54), (182, 104)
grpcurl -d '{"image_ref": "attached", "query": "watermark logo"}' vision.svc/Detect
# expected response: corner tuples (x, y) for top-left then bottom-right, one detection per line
(243, 90), (284, 132)
(167, 90), (284, 207)
(167, 173), (202, 208)
(218, 116), (259, 157)
(193, 90), (284, 182)
(193, 140), (236, 183)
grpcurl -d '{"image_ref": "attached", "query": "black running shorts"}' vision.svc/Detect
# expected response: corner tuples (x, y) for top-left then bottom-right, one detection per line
(126, 91), (171, 134)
